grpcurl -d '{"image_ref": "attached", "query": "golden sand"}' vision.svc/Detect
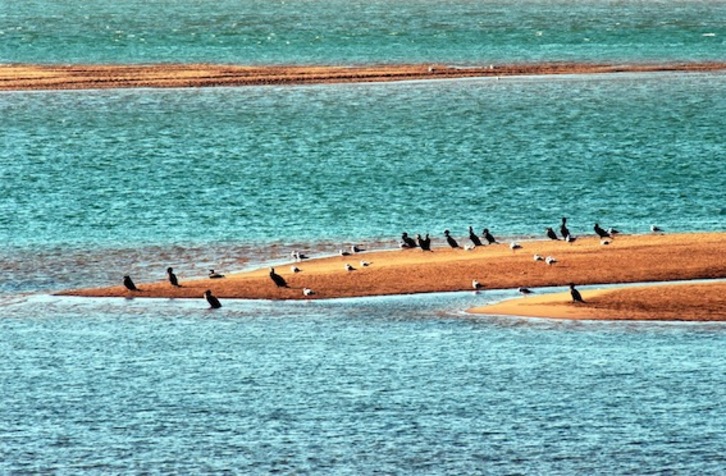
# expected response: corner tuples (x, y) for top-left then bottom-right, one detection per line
(59, 232), (726, 321)
(2, 62), (725, 91)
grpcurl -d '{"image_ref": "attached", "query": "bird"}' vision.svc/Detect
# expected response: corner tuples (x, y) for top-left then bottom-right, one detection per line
(560, 217), (571, 240)
(601, 239), (611, 246)
(468, 226), (483, 247)
(594, 223), (611, 239)
(607, 227), (621, 236)
(510, 242), (522, 251)
(482, 228), (498, 244)
(651, 225), (664, 233)
(545, 256), (557, 265)
(123, 275), (139, 291)
(351, 245), (365, 253)
(269, 267), (288, 288)
(566, 234), (577, 244)
(339, 249), (351, 256)
(533, 254), (544, 261)
(303, 287), (316, 296)
(518, 287), (533, 295)
(291, 265), (301, 273)
(291, 251), (308, 262)
(167, 267), (180, 287)
(345, 263), (356, 272)
(546, 227), (560, 241)
(360, 260), (370, 267)
(208, 269), (225, 279)
(401, 232), (418, 249)
(464, 244), (475, 251)
(569, 283), (585, 303)
(472, 280), (483, 290)
(417, 233), (432, 251)
(444, 229), (460, 248)
(203, 289), (222, 309)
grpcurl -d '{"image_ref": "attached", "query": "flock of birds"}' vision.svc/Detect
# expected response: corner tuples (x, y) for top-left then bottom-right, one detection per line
(121, 218), (666, 308)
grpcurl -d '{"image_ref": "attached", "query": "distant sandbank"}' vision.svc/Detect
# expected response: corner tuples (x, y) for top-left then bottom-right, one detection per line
(2, 62), (726, 91)
(59, 232), (726, 320)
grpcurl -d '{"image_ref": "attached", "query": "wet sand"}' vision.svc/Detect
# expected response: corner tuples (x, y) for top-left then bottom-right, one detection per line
(59, 232), (726, 320)
(2, 62), (726, 91)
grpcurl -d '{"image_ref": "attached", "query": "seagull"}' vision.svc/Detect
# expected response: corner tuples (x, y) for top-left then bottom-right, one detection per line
(560, 217), (571, 240)
(444, 229), (460, 249)
(303, 287), (315, 296)
(360, 260), (370, 267)
(566, 234), (577, 244)
(482, 228), (498, 244)
(269, 267), (288, 288)
(545, 256), (557, 265)
(167, 267), (180, 287)
(345, 263), (356, 272)
(351, 245), (365, 253)
(208, 269), (225, 279)
(601, 239), (611, 246)
(651, 225), (664, 233)
(607, 227), (621, 236)
(472, 280), (483, 290)
(401, 232), (418, 248)
(533, 254), (545, 261)
(570, 283), (585, 303)
(594, 223), (612, 239)
(291, 251), (308, 262)
(546, 227), (560, 241)
(510, 242), (522, 251)
(464, 244), (475, 251)
(468, 226), (483, 247)
(291, 265), (301, 273)
(123, 275), (139, 291)
(417, 233), (432, 251)
(203, 289), (222, 309)
(518, 287), (533, 295)
(339, 249), (351, 257)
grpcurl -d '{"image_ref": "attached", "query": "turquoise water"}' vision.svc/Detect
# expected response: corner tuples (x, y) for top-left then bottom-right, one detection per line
(2, 1), (726, 473)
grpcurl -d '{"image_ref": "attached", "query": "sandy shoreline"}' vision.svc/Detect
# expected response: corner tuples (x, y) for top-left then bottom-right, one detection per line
(2, 62), (726, 91)
(59, 232), (726, 320)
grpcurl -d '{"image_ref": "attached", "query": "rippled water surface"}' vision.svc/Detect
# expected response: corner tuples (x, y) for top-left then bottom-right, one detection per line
(2, 0), (726, 473)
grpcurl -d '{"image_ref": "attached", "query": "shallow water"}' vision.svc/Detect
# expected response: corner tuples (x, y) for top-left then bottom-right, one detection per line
(2, 0), (726, 472)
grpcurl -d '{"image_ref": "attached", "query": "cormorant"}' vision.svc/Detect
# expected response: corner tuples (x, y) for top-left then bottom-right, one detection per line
(560, 217), (570, 240)
(444, 229), (460, 248)
(468, 226), (483, 247)
(204, 290), (222, 309)
(269, 267), (288, 288)
(417, 233), (432, 251)
(546, 227), (560, 240)
(482, 228), (498, 244)
(594, 223), (611, 239)
(569, 283), (585, 303)
(401, 232), (418, 248)
(167, 267), (180, 287)
(123, 275), (138, 291)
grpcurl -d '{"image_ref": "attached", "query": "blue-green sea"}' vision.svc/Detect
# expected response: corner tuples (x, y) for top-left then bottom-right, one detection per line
(1, 1), (725, 473)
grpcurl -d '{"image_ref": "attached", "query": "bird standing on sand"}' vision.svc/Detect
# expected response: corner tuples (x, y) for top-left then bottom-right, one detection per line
(167, 267), (180, 287)
(208, 269), (225, 279)
(269, 267), (288, 288)
(569, 283), (585, 303)
(303, 287), (315, 296)
(417, 233), (432, 251)
(472, 279), (483, 290)
(339, 249), (351, 256)
(204, 289), (222, 309)
(345, 263), (356, 272)
(444, 229), (460, 248)
(510, 242), (522, 251)
(401, 232), (418, 248)
(291, 265), (301, 273)
(468, 226), (483, 247)
(123, 275), (138, 291)
(351, 245), (365, 253)
(560, 217), (570, 240)
(566, 234), (577, 244)
(482, 228), (498, 244)
(594, 223), (611, 239)
(546, 227), (560, 241)
(545, 256), (557, 265)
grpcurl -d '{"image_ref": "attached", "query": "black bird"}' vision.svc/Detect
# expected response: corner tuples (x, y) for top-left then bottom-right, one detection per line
(208, 269), (225, 279)
(444, 229), (460, 248)
(123, 275), (139, 291)
(204, 289), (222, 309)
(417, 233), (432, 251)
(546, 227), (560, 240)
(651, 225), (664, 233)
(560, 217), (571, 240)
(569, 283), (585, 303)
(269, 267), (288, 288)
(518, 287), (533, 295)
(468, 226), (483, 247)
(401, 232), (418, 249)
(593, 223), (611, 239)
(482, 228), (498, 244)
(167, 267), (180, 287)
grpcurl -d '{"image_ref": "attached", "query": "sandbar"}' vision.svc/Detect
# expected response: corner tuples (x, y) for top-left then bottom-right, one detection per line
(60, 232), (726, 321)
(2, 62), (726, 91)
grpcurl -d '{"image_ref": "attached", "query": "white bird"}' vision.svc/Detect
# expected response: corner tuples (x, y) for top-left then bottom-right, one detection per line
(339, 249), (351, 256)
(510, 242), (522, 250)
(545, 256), (558, 265)
(291, 251), (308, 262)
(351, 245), (365, 253)
(566, 234), (577, 244)
(360, 260), (370, 267)
(464, 244), (475, 251)
(208, 269), (225, 279)
(291, 265), (301, 273)
(345, 263), (356, 272)
(651, 225), (664, 233)
(533, 254), (545, 261)
(303, 288), (315, 296)
(472, 280), (483, 290)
